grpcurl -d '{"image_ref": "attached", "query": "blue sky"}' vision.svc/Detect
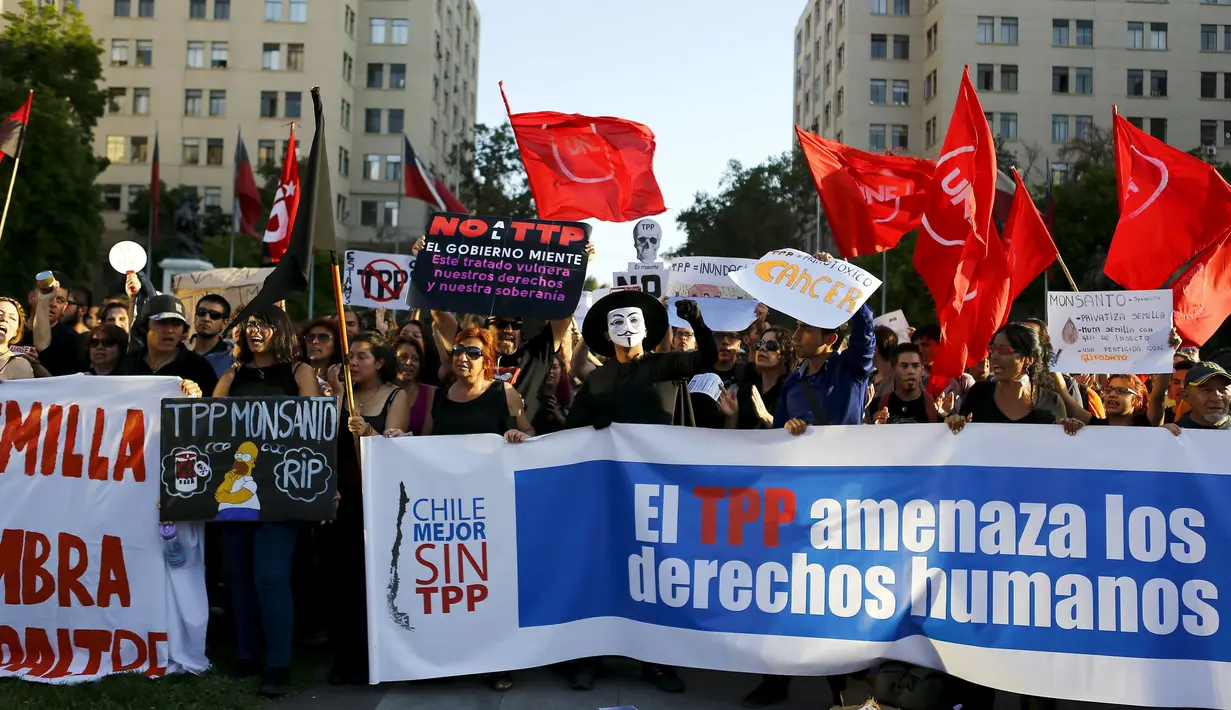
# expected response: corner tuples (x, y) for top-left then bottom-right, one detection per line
(474, 0), (803, 283)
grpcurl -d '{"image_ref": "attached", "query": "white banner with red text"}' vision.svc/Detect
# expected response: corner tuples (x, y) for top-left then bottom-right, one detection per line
(363, 423), (1231, 708)
(0, 376), (209, 683)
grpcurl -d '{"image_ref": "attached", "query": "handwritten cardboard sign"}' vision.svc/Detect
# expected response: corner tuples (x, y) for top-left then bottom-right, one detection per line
(159, 397), (340, 522)
(1046, 290), (1174, 374)
(731, 249), (880, 329)
(613, 266), (668, 300)
(343, 250), (414, 310)
(666, 257), (756, 299)
(412, 212), (591, 319)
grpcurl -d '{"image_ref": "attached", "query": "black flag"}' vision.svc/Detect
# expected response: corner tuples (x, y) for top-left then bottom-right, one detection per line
(229, 87), (333, 329)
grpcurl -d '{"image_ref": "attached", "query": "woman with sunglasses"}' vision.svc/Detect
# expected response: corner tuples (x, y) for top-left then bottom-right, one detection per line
(84, 323), (128, 376)
(946, 322), (1063, 431)
(300, 317), (343, 395)
(212, 306), (320, 698)
(420, 328), (533, 444)
(381, 336), (435, 437)
(729, 326), (795, 430)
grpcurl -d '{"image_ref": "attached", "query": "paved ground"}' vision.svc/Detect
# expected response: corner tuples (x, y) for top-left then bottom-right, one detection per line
(272, 660), (1139, 710)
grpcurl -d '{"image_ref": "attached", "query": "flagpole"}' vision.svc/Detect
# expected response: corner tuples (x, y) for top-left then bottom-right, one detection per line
(230, 125), (240, 268)
(395, 134), (405, 256)
(814, 195), (821, 254)
(329, 252), (357, 444)
(0, 90), (34, 247)
(307, 258), (316, 318)
(881, 251), (888, 315)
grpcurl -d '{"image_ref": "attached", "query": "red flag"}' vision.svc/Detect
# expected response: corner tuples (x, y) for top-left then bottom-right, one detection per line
(1003, 168), (1058, 302)
(794, 126), (935, 258)
(1106, 112), (1231, 290)
(262, 128), (300, 263)
(149, 132), (160, 246)
(233, 130), (262, 237)
(432, 173), (469, 213)
(1172, 231), (1231, 346)
(501, 82), (665, 222)
(912, 67), (1004, 378)
(0, 91), (32, 162)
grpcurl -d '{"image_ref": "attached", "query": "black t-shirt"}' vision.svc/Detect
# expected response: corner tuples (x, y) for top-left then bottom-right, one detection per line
(1175, 414), (1231, 430)
(116, 345), (220, 396)
(714, 361), (747, 390)
(1087, 412), (1154, 427)
(36, 321), (87, 376)
(495, 325), (555, 422)
(959, 381), (1057, 425)
(868, 391), (932, 424)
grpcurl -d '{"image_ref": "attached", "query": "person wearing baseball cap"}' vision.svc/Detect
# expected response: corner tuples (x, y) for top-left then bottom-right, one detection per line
(116, 294), (219, 396)
(1168, 362), (1231, 431)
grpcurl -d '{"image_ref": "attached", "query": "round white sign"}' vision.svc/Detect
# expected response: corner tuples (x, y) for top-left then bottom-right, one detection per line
(108, 240), (148, 274)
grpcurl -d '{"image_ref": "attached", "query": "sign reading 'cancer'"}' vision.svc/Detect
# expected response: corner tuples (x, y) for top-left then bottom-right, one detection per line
(731, 249), (880, 329)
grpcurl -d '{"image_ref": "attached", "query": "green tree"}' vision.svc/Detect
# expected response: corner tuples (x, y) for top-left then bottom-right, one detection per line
(449, 122), (534, 217)
(0, 0), (106, 292)
(994, 135), (1019, 172)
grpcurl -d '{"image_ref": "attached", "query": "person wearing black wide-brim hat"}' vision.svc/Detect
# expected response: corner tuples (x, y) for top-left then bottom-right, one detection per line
(563, 291), (716, 694)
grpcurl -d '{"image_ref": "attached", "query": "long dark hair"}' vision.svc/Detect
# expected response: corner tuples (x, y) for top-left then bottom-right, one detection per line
(996, 322), (1053, 396)
(351, 333), (399, 384)
(235, 306), (299, 365)
(759, 325), (797, 372)
(299, 317), (343, 366)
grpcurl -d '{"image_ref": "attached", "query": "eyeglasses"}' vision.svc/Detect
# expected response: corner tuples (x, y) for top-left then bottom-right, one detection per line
(451, 344), (483, 360)
(304, 333), (333, 343)
(244, 321), (273, 332)
(487, 318), (522, 331)
(89, 339), (117, 349)
(987, 344), (1022, 357)
(755, 339), (781, 352)
(1101, 386), (1138, 397)
(196, 308), (226, 321)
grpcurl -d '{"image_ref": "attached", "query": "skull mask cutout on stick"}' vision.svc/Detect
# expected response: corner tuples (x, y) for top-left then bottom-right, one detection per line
(607, 307), (647, 349)
(632, 218), (661, 265)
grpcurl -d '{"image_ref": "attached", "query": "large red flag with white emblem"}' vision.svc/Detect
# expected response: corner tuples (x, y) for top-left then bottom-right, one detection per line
(262, 127), (300, 263)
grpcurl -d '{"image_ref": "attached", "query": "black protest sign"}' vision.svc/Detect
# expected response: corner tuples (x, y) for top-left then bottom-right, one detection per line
(411, 211), (591, 319)
(159, 397), (339, 522)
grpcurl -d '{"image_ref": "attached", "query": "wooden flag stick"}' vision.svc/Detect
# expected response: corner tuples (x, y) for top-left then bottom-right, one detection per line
(329, 253), (357, 418)
(0, 91), (34, 247)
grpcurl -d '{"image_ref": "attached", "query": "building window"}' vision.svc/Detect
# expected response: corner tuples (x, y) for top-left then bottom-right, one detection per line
(262, 43), (281, 70)
(1149, 117), (1167, 142)
(211, 42), (228, 68)
(264, 0), (281, 21)
(189, 0), (205, 19)
(336, 195), (348, 222)
(343, 53), (353, 83)
(1127, 116), (1144, 130)
(363, 154), (380, 180)
(893, 35), (909, 59)
(892, 79), (909, 105)
(1052, 67), (1069, 93)
(870, 78), (887, 105)
(208, 89), (225, 116)
(130, 136), (149, 163)
(1075, 20), (1093, 47)
(1202, 72), (1218, 98)
(871, 0), (887, 15)
(367, 63), (384, 88)
(106, 135), (126, 163)
(103, 185), (122, 211)
(836, 44), (845, 72)
(1000, 112), (1018, 140)
(823, 103), (831, 128)
(1226, 72), (1231, 100)
(1127, 22), (1143, 50)
(976, 63), (994, 91)
(1000, 64), (1018, 92)
(924, 70), (935, 101)
(1051, 115), (1069, 143)
(114, 0), (130, 16)
(1075, 67), (1093, 94)
(370, 18), (387, 44)
(891, 124), (908, 149)
(1225, 25), (1231, 52)
(1001, 17), (1018, 45)
(1053, 19), (1069, 46)
(391, 19), (409, 44)
(364, 109), (381, 133)
(385, 155), (402, 182)
(388, 109), (404, 134)
(289, 0), (306, 22)
(338, 147), (350, 177)
(893, 0), (909, 15)
(111, 40), (129, 67)
(926, 23), (938, 55)
(341, 99), (351, 130)
(977, 16), (994, 43)
(138, 0), (154, 17)
(134, 88), (150, 115)
(360, 200), (379, 226)
(1202, 120), (1218, 146)
(182, 137), (201, 164)
(184, 89), (202, 116)
(1150, 70), (1167, 97)
(214, 0), (230, 20)
(287, 44), (304, 71)
(345, 6), (355, 35)
(107, 88), (126, 114)
(204, 186), (222, 211)
(1203, 24), (1218, 51)
(389, 63), (406, 89)
(871, 34), (887, 59)
(835, 87), (844, 116)
(186, 41), (204, 68)
(826, 20), (833, 45)
(284, 91), (302, 118)
(1149, 22), (1167, 50)
(1127, 69), (1144, 97)
(260, 91), (278, 118)
(257, 139), (276, 165)
(206, 138), (224, 165)
(1075, 115), (1093, 141)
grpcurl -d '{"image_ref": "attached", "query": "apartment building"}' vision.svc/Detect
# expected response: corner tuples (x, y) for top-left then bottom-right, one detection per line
(794, 0), (1231, 185)
(48, 0), (478, 253)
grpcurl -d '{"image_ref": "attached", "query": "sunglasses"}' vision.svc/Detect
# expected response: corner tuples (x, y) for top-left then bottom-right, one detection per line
(304, 333), (333, 343)
(196, 308), (226, 321)
(244, 321), (273, 332)
(755, 339), (781, 352)
(89, 338), (117, 349)
(451, 344), (483, 359)
(487, 319), (522, 331)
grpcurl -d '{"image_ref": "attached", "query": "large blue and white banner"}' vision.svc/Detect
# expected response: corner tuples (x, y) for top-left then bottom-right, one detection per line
(362, 423), (1231, 708)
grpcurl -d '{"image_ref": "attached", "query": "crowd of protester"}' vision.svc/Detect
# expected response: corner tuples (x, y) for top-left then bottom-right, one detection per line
(4, 256), (1228, 708)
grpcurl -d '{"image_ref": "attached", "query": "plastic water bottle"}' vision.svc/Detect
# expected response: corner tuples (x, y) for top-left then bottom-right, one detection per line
(159, 523), (186, 568)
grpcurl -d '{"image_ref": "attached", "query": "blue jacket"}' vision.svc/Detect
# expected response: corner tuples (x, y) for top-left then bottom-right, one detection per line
(772, 304), (875, 428)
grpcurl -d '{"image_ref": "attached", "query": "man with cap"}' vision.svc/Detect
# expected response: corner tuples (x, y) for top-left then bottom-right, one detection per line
(116, 294), (219, 396)
(564, 292), (715, 694)
(1166, 362), (1231, 432)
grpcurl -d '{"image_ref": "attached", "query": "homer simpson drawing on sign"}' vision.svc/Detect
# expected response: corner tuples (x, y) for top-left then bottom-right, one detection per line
(214, 441), (262, 521)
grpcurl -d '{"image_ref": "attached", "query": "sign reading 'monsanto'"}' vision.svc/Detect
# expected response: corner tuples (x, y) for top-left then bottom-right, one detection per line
(731, 248), (881, 329)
